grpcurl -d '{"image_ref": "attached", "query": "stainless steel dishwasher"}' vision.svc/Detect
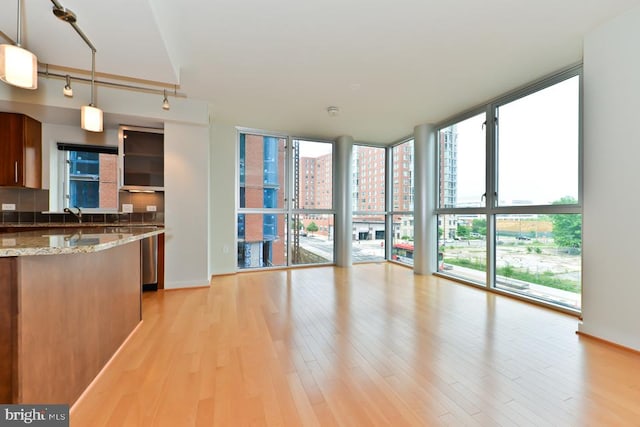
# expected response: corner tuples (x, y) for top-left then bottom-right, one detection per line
(141, 235), (158, 291)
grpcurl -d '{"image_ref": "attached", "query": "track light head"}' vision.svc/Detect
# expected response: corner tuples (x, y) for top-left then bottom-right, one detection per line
(162, 90), (170, 110)
(63, 75), (73, 97)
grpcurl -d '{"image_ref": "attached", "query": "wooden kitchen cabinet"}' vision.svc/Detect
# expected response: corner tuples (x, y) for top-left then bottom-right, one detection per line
(0, 113), (42, 188)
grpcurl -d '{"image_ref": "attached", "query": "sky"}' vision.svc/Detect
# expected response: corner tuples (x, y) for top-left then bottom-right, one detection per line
(296, 139), (333, 157)
(453, 75), (579, 206)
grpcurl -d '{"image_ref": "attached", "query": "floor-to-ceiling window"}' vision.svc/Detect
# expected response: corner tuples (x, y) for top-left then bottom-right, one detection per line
(389, 139), (414, 266)
(291, 139), (334, 266)
(237, 132), (334, 269)
(436, 67), (582, 311)
(436, 113), (487, 284)
(352, 145), (386, 262)
(237, 133), (287, 268)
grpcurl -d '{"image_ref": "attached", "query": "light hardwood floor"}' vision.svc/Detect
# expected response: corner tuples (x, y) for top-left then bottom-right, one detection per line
(71, 264), (640, 426)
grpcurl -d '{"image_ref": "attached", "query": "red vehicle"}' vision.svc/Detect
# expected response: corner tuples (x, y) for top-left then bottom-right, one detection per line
(392, 242), (414, 263)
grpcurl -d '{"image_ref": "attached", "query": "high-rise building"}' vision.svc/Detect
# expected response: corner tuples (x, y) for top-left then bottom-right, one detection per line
(438, 127), (458, 240)
(238, 134), (286, 268)
(353, 146), (386, 212)
(391, 141), (414, 240)
(296, 150), (333, 238)
(439, 127), (457, 208)
(392, 141), (413, 212)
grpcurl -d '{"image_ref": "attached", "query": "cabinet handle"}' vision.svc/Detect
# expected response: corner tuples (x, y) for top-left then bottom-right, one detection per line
(14, 161), (18, 183)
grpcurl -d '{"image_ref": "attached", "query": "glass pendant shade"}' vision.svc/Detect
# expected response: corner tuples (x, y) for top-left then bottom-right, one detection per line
(0, 44), (38, 89)
(81, 105), (103, 132)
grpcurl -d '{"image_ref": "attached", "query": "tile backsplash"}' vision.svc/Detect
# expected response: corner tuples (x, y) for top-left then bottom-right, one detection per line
(0, 188), (164, 226)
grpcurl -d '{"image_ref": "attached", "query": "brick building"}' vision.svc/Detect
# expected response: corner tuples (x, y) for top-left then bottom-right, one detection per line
(297, 151), (333, 237)
(238, 134), (286, 268)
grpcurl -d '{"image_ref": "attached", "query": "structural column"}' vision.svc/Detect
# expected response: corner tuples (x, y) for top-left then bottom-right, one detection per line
(334, 135), (353, 267)
(413, 124), (437, 274)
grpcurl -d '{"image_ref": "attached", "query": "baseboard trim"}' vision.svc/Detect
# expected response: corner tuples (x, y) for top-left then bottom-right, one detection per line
(164, 279), (210, 289)
(575, 330), (640, 355)
(210, 272), (237, 277)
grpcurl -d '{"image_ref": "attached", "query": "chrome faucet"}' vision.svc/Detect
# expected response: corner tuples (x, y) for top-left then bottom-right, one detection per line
(63, 206), (83, 223)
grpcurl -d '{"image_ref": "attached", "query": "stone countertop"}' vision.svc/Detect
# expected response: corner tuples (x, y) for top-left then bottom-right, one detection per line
(0, 226), (164, 257)
(0, 222), (164, 229)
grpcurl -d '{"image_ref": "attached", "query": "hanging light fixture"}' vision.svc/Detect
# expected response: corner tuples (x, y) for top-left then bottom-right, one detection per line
(162, 89), (170, 110)
(63, 74), (73, 97)
(0, 0), (38, 89)
(81, 50), (103, 132)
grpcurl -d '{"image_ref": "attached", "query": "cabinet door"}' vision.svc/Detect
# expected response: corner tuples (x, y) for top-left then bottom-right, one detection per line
(0, 114), (23, 186)
(22, 116), (42, 188)
(120, 128), (164, 189)
(0, 113), (41, 188)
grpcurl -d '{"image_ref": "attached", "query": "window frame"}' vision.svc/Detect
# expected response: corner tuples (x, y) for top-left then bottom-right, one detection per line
(236, 128), (336, 270)
(434, 65), (583, 313)
(57, 143), (119, 213)
(387, 137), (415, 266)
(352, 142), (388, 264)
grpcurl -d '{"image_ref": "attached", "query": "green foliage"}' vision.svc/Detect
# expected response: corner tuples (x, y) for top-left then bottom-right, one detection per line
(442, 258), (485, 271)
(550, 196), (582, 251)
(534, 247), (542, 254)
(306, 222), (319, 233)
(457, 224), (470, 238)
(401, 235), (411, 240)
(502, 265), (514, 277)
(443, 257), (580, 293)
(438, 227), (444, 238)
(471, 218), (487, 235)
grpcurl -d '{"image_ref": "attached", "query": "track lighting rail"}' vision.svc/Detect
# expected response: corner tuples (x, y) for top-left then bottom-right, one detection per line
(38, 67), (186, 98)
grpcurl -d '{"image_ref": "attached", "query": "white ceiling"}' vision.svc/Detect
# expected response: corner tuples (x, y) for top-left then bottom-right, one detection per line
(2, 0), (640, 143)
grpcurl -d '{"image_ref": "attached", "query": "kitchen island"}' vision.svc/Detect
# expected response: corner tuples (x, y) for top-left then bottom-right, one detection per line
(0, 226), (163, 405)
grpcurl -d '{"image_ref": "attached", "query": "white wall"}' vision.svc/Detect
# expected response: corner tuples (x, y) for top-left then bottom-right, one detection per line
(164, 122), (211, 288)
(580, 4), (640, 350)
(209, 123), (238, 275)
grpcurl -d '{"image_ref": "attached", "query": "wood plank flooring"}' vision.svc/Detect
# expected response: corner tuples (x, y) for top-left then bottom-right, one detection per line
(71, 264), (640, 426)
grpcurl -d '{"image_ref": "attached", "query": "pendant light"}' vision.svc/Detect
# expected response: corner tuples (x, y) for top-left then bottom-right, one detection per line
(0, 0), (38, 89)
(81, 49), (103, 132)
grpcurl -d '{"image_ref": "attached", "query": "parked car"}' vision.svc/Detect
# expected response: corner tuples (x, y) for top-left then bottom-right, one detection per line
(516, 235), (531, 241)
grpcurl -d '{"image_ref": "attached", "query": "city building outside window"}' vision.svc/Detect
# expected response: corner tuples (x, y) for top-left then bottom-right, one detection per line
(59, 144), (118, 210)
(237, 133), (334, 269)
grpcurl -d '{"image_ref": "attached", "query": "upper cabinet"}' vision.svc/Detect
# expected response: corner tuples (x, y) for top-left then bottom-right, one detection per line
(0, 113), (42, 188)
(118, 126), (164, 191)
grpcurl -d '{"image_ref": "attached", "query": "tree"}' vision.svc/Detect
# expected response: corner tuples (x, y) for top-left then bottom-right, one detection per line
(306, 222), (318, 235)
(550, 196), (581, 252)
(456, 224), (470, 239)
(471, 218), (486, 235)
